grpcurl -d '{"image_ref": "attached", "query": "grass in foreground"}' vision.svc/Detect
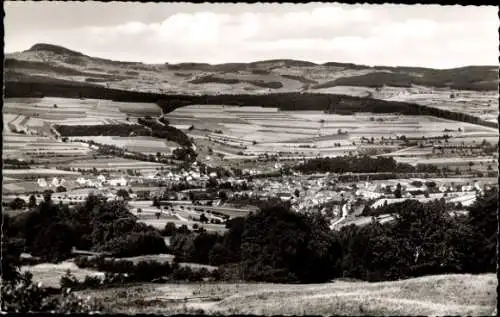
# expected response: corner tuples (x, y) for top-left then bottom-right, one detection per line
(76, 273), (496, 316)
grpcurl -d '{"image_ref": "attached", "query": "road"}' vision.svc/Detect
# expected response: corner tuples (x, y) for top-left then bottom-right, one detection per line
(330, 203), (349, 229)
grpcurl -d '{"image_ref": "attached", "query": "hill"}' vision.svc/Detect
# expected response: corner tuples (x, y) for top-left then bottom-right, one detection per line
(5, 43), (498, 129)
(5, 43), (498, 96)
(78, 273), (497, 315)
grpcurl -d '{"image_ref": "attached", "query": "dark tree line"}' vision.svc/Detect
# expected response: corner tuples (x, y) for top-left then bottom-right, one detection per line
(54, 124), (151, 137)
(294, 155), (440, 174)
(3, 158), (30, 169)
(137, 117), (192, 147)
(312, 68), (497, 91)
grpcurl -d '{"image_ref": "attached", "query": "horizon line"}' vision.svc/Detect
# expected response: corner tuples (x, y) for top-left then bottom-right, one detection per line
(6, 42), (498, 71)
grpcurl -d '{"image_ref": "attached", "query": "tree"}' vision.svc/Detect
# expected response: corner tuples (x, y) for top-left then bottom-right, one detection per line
(28, 194), (37, 209)
(466, 190), (497, 273)
(294, 189), (300, 197)
(199, 213), (208, 223)
(208, 243), (232, 266)
(56, 185), (67, 193)
(240, 205), (340, 283)
(163, 222), (177, 236)
(137, 208), (142, 214)
(31, 221), (76, 262)
(43, 190), (54, 203)
(155, 212), (161, 220)
(394, 183), (402, 198)
(116, 189), (130, 200)
(9, 198), (26, 210)
(218, 191), (228, 202)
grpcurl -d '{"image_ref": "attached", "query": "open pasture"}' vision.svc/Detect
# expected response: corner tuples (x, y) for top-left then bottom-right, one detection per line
(380, 88), (499, 123)
(168, 107), (496, 159)
(3, 98), (162, 131)
(172, 105), (496, 148)
(394, 156), (496, 167)
(80, 274), (496, 316)
(3, 168), (81, 177)
(67, 136), (176, 154)
(3, 136), (91, 160)
(20, 261), (105, 289)
(68, 157), (173, 172)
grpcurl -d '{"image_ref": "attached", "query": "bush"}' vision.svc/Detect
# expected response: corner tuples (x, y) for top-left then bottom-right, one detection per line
(56, 186), (67, 193)
(60, 270), (80, 289)
(163, 222), (177, 236)
(100, 231), (167, 257)
(9, 198), (26, 210)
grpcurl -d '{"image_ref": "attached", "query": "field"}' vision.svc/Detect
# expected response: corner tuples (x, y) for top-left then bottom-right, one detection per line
(127, 201), (229, 233)
(20, 261), (105, 288)
(20, 256), (217, 289)
(2, 97), (172, 178)
(68, 157), (173, 172)
(75, 273), (496, 316)
(2, 168), (81, 177)
(166, 105), (498, 164)
(67, 136), (178, 154)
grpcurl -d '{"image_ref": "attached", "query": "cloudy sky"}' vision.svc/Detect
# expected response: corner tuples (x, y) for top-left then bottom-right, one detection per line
(4, 2), (499, 68)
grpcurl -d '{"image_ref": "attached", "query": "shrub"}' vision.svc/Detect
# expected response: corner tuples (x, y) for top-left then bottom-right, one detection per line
(163, 222), (177, 236)
(9, 198), (26, 210)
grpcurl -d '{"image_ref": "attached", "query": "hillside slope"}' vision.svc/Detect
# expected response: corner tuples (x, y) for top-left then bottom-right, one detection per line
(79, 273), (497, 315)
(5, 43), (498, 95)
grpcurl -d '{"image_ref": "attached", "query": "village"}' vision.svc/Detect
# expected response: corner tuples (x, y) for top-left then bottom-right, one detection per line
(4, 151), (495, 233)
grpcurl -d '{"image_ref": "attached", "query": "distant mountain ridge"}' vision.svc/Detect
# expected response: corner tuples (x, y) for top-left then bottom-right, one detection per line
(5, 43), (499, 94)
(15, 43), (498, 71)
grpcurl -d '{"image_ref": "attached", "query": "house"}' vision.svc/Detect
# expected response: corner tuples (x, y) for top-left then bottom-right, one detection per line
(192, 172), (201, 180)
(51, 177), (60, 187)
(109, 177), (127, 187)
(37, 178), (48, 188)
(76, 177), (87, 185)
(355, 189), (383, 200)
(277, 192), (293, 201)
(462, 185), (474, 191)
(97, 175), (106, 183)
(406, 186), (427, 193)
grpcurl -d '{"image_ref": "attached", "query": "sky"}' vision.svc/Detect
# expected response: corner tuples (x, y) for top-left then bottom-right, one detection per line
(4, 2), (499, 68)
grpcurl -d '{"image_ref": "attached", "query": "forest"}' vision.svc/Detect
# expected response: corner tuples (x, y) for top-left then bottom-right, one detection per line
(167, 190), (497, 282)
(54, 124), (151, 137)
(293, 155), (440, 174)
(137, 117), (193, 148)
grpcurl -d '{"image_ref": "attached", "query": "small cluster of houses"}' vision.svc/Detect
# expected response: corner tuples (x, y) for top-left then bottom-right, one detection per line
(36, 175), (129, 190)
(75, 175), (128, 188)
(37, 177), (66, 188)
